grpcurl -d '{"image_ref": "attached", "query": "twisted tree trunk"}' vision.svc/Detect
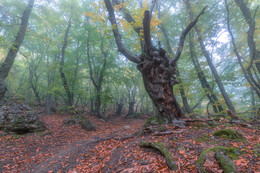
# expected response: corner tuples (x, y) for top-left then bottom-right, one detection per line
(104, 0), (206, 123)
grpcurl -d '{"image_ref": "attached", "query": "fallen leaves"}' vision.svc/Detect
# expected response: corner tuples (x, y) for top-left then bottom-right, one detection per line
(0, 115), (259, 172)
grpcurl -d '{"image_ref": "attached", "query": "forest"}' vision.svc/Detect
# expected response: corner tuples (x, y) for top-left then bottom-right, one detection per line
(0, 0), (259, 172)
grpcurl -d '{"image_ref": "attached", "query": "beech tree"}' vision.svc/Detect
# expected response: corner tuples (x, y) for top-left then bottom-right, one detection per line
(104, 0), (206, 122)
(0, 0), (35, 104)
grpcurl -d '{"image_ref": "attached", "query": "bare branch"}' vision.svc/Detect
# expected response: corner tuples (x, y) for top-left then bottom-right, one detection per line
(150, 0), (156, 16)
(104, 0), (141, 63)
(112, 0), (142, 36)
(143, 10), (152, 51)
(171, 6), (207, 65)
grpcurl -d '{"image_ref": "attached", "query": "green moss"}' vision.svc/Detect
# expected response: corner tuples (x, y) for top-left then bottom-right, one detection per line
(196, 134), (210, 143)
(196, 146), (241, 173)
(143, 117), (165, 127)
(213, 129), (245, 141)
(38, 131), (52, 136)
(215, 150), (237, 173)
(139, 141), (177, 170)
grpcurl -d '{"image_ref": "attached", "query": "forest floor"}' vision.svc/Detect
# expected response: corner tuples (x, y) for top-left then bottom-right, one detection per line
(0, 113), (259, 173)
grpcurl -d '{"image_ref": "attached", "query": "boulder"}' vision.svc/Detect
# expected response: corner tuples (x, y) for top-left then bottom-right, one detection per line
(0, 104), (46, 134)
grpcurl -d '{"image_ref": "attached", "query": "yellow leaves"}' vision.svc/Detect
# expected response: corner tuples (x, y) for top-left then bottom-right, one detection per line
(113, 3), (126, 11)
(84, 1), (106, 25)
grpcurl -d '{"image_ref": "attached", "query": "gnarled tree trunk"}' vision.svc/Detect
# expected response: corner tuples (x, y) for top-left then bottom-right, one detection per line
(104, 0), (206, 123)
(137, 48), (184, 121)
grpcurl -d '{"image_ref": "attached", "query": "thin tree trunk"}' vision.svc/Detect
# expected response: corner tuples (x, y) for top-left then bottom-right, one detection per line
(60, 18), (74, 112)
(0, 0), (35, 104)
(86, 31), (108, 118)
(224, 0), (260, 98)
(234, 0), (260, 73)
(184, 0), (236, 114)
(127, 101), (135, 116)
(188, 32), (224, 113)
(116, 102), (124, 116)
(250, 88), (256, 118)
(95, 86), (102, 117)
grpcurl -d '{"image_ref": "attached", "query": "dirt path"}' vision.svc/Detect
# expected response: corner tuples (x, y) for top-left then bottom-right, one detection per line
(0, 114), (145, 173)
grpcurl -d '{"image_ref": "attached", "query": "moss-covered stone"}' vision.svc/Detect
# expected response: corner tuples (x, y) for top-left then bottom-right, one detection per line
(139, 141), (177, 170)
(196, 146), (240, 173)
(143, 117), (165, 127)
(213, 129), (244, 141)
(215, 150), (237, 173)
(63, 115), (95, 131)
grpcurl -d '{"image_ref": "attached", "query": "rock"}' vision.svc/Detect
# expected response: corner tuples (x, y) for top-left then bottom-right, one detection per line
(172, 119), (186, 128)
(63, 115), (96, 131)
(143, 117), (165, 127)
(0, 103), (46, 134)
(213, 129), (244, 141)
(124, 126), (131, 129)
(80, 119), (96, 131)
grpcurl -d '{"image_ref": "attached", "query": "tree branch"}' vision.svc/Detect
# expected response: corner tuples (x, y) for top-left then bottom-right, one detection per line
(143, 10), (153, 51)
(224, 0), (260, 97)
(171, 6), (207, 65)
(104, 0), (141, 63)
(112, 0), (142, 35)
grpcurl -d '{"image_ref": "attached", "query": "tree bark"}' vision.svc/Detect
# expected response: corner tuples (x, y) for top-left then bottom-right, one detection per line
(159, 24), (192, 114)
(188, 32), (224, 113)
(0, 0), (35, 104)
(127, 101), (135, 116)
(116, 101), (124, 116)
(224, 0), (260, 98)
(234, 0), (260, 73)
(86, 31), (108, 118)
(60, 18), (74, 110)
(184, 0), (236, 114)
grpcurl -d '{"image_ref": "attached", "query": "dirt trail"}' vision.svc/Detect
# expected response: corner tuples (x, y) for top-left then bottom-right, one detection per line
(0, 114), (145, 173)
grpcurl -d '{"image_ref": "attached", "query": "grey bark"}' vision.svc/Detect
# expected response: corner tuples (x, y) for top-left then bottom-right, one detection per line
(86, 31), (108, 118)
(234, 0), (260, 73)
(0, 0), (35, 104)
(60, 18), (74, 111)
(224, 0), (260, 98)
(188, 32), (224, 113)
(184, 0), (236, 114)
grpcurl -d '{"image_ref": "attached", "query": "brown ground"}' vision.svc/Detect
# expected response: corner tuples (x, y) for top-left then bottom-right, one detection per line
(0, 114), (259, 173)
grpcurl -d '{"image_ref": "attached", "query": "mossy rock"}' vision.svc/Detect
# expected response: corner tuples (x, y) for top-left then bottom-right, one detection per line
(63, 115), (95, 131)
(213, 129), (244, 141)
(196, 146), (240, 173)
(143, 116), (165, 127)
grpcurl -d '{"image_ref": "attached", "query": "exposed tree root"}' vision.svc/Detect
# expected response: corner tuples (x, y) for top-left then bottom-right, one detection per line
(139, 141), (178, 171)
(215, 150), (237, 173)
